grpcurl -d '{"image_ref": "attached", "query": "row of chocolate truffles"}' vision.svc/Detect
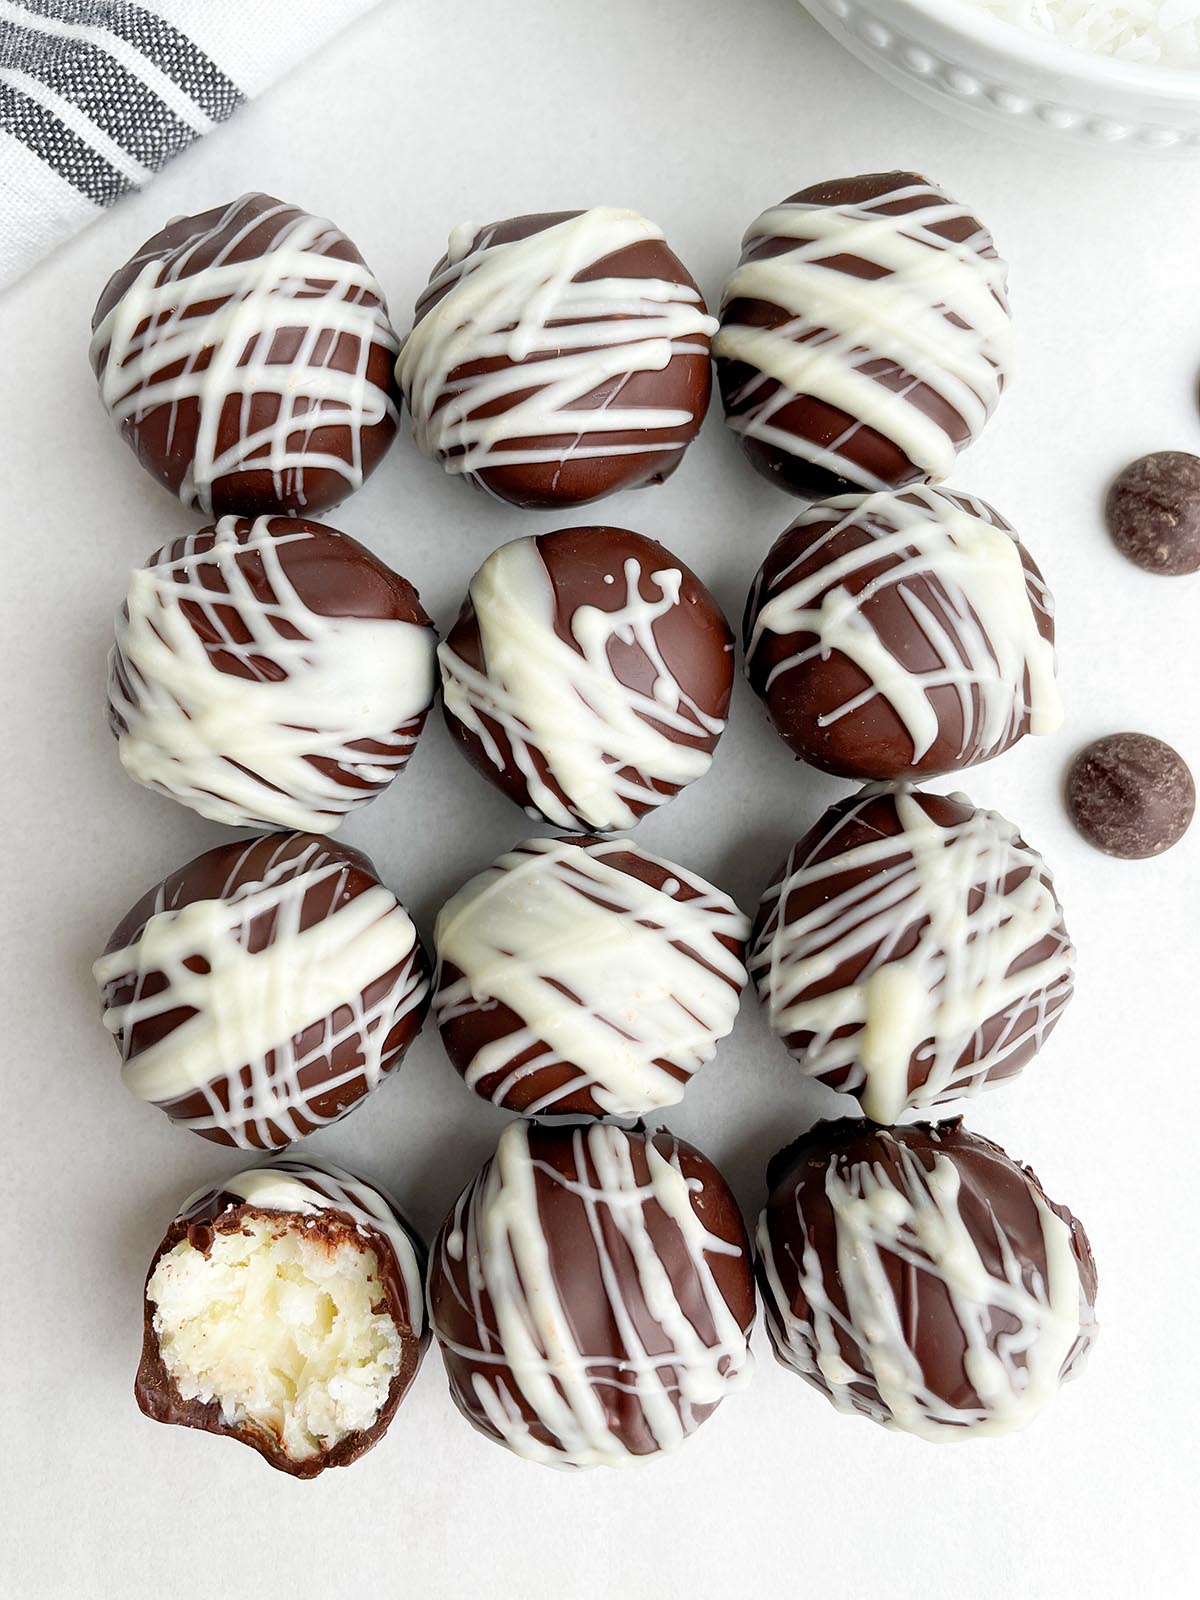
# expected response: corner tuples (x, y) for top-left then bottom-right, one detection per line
(94, 795), (1072, 1146)
(134, 1116), (1096, 1478)
(104, 499), (1060, 839)
(90, 175), (1011, 518)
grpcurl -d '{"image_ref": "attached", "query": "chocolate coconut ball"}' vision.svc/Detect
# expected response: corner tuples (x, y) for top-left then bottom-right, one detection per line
(397, 208), (715, 507)
(95, 833), (430, 1148)
(433, 836), (748, 1117)
(750, 788), (1074, 1124)
(107, 516), (437, 832)
(715, 172), (1012, 498)
(439, 526), (734, 830)
(756, 1119), (1097, 1440)
(91, 193), (400, 515)
(743, 486), (1061, 781)
(428, 1121), (756, 1469)
(136, 1159), (427, 1477)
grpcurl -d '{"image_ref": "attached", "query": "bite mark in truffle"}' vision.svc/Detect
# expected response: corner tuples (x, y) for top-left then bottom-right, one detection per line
(136, 1159), (427, 1477)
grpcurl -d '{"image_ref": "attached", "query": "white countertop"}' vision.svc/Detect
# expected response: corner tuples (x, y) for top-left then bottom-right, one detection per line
(2, 2), (1196, 1596)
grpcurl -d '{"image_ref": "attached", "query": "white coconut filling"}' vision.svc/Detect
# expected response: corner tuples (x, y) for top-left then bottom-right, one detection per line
(146, 1218), (403, 1462)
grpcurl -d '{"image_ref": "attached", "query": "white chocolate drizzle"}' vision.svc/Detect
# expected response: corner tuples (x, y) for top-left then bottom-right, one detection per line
(396, 207), (716, 488)
(179, 1158), (425, 1336)
(94, 837), (428, 1146)
(756, 1128), (1093, 1439)
(109, 516), (436, 833)
(433, 837), (748, 1116)
(433, 1121), (754, 1468)
(746, 488), (1063, 766)
(752, 789), (1075, 1123)
(715, 179), (1013, 486)
(439, 534), (726, 830)
(91, 195), (399, 513)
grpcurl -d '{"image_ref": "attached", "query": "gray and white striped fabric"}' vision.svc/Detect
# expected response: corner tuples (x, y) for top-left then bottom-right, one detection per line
(0, 0), (380, 291)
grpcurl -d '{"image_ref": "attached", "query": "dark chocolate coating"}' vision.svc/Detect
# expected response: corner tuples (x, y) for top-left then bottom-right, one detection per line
(717, 172), (1009, 498)
(405, 211), (713, 507)
(428, 1122), (756, 1465)
(135, 1164), (428, 1478)
(153, 517), (430, 629)
(434, 836), (747, 1116)
(97, 833), (430, 1148)
(758, 1118), (1097, 1433)
(1105, 451), (1200, 575)
(91, 193), (399, 515)
(1067, 732), (1195, 858)
(107, 516), (436, 829)
(743, 488), (1055, 781)
(750, 789), (1073, 1112)
(441, 526), (734, 828)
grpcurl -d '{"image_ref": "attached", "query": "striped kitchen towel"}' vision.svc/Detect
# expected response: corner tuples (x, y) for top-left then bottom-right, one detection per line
(0, 0), (381, 292)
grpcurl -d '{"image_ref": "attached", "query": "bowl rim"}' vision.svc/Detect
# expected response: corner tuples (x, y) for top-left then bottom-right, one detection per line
(842, 0), (1200, 99)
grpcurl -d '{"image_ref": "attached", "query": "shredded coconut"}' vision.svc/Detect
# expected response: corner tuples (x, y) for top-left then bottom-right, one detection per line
(958, 0), (1200, 66)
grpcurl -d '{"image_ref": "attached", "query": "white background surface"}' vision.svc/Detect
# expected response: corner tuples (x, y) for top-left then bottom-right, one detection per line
(2, 2), (1198, 1596)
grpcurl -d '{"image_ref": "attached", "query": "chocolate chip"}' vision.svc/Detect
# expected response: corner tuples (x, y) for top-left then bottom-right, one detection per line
(1067, 733), (1195, 859)
(1105, 452), (1200, 576)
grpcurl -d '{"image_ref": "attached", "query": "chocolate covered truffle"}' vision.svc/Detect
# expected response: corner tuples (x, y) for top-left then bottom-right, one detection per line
(439, 526), (734, 829)
(715, 173), (1012, 497)
(1067, 732), (1195, 858)
(396, 207), (715, 507)
(756, 1119), (1097, 1440)
(1105, 451), (1200, 576)
(91, 193), (399, 515)
(751, 788), (1074, 1123)
(107, 515), (437, 832)
(137, 1159), (427, 1477)
(433, 836), (748, 1117)
(744, 486), (1061, 781)
(95, 833), (430, 1147)
(428, 1120), (755, 1468)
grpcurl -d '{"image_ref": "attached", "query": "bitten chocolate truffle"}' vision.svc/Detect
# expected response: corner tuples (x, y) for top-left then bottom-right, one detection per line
(751, 788), (1074, 1123)
(396, 208), (715, 507)
(136, 1159), (427, 1477)
(439, 526), (734, 829)
(428, 1121), (756, 1468)
(756, 1119), (1097, 1440)
(90, 193), (399, 515)
(1067, 732), (1195, 858)
(94, 833), (430, 1147)
(743, 486), (1061, 781)
(1105, 451), (1200, 575)
(715, 172), (1012, 498)
(433, 836), (748, 1117)
(107, 515), (437, 832)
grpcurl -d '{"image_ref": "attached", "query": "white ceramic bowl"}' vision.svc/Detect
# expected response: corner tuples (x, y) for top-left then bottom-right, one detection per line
(800, 0), (1200, 152)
